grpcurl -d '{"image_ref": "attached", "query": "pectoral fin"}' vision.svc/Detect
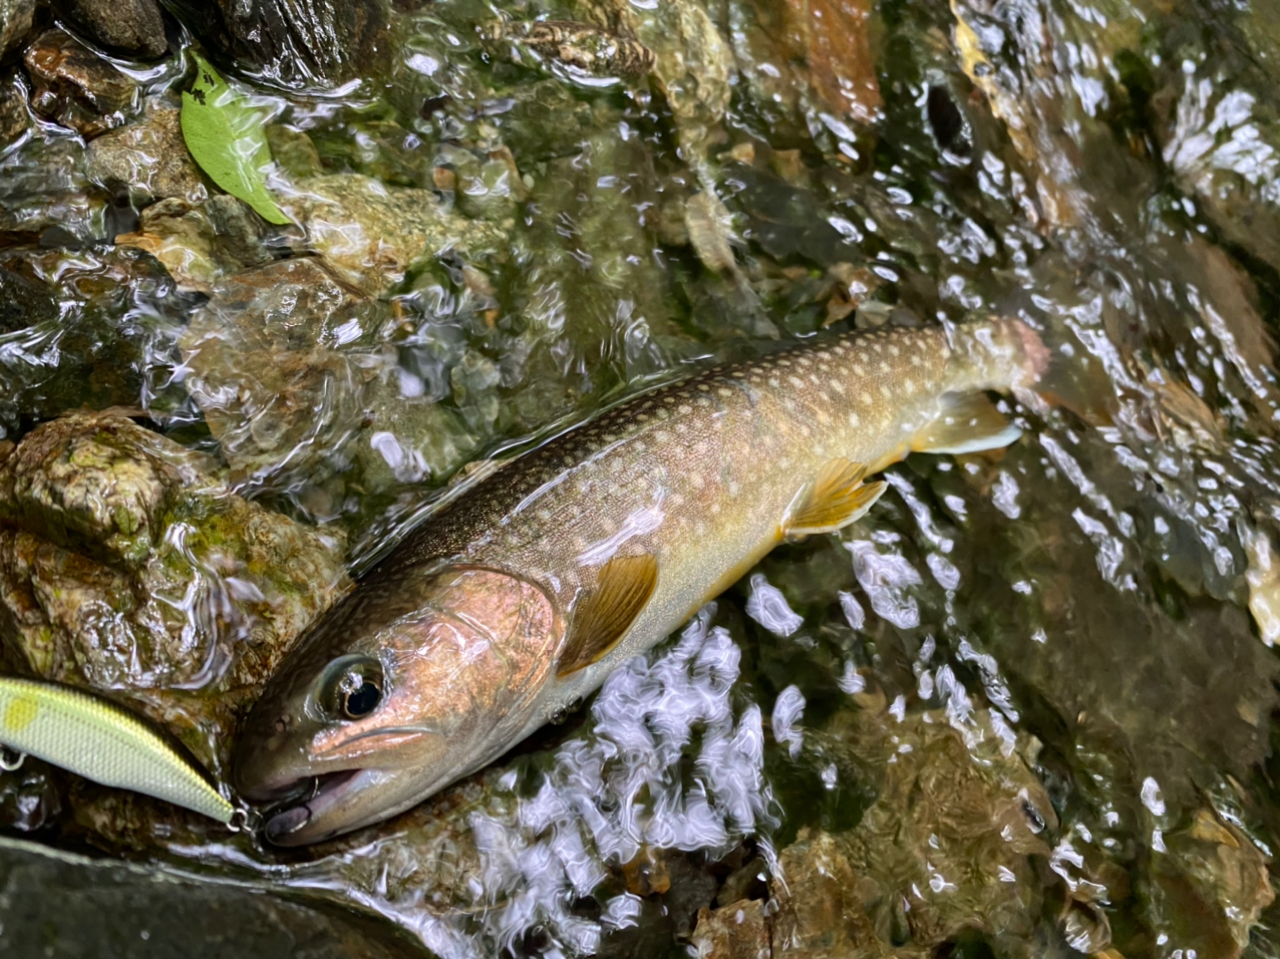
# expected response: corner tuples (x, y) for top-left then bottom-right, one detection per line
(783, 458), (888, 537)
(912, 392), (1021, 455)
(557, 554), (659, 677)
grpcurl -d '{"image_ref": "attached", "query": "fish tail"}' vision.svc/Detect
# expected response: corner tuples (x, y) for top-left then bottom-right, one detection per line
(947, 317), (1051, 393)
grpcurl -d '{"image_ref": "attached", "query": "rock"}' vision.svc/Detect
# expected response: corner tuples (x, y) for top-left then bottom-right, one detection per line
(0, 411), (349, 773)
(0, 136), (100, 240)
(178, 258), (479, 516)
(0, 264), (59, 334)
(0, 72), (30, 150)
(0, 248), (181, 437)
(730, 0), (881, 130)
(164, 0), (392, 91)
(770, 703), (1057, 955)
(281, 173), (507, 296)
(0, 837), (423, 959)
(1145, 807), (1275, 959)
(584, 0), (733, 147)
(24, 29), (137, 139)
(690, 899), (770, 959)
(116, 194), (270, 292)
(86, 100), (207, 205)
(0, 0), (34, 60)
(481, 19), (655, 81)
(1242, 523), (1280, 646)
(53, 0), (168, 59)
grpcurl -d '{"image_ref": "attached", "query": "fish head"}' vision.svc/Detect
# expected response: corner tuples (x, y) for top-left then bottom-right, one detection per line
(233, 566), (561, 845)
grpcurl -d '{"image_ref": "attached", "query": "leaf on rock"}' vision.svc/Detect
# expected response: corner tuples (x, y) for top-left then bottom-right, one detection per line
(179, 52), (290, 226)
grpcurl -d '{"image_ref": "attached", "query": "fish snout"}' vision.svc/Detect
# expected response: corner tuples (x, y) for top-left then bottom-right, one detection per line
(231, 710), (310, 801)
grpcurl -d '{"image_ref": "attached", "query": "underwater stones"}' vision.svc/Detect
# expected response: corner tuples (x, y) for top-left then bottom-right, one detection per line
(86, 101), (207, 205)
(165, 0), (392, 91)
(282, 173), (507, 296)
(0, 264), (58, 334)
(689, 898), (770, 959)
(178, 257), (479, 514)
(726, 0), (881, 143)
(0, 411), (348, 770)
(116, 194), (270, 293)
(24, 29), (137, 139)
(0, 0), (34, 61)
(0, 72), (29, 149)
(52, 0), (168, 59)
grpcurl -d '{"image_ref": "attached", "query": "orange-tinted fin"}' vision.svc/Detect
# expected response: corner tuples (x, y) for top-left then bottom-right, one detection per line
(557, 554), (659, 677)
(783, 458), (888, 537)
(912, 392), (1021, 455)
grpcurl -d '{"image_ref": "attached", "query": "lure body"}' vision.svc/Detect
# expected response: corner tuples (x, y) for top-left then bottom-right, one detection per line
(0, 676), (234, 823)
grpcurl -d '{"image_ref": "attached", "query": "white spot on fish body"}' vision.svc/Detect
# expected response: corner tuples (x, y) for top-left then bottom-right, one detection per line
(848, 412), (861, 427)
(859, 391), (872, 404)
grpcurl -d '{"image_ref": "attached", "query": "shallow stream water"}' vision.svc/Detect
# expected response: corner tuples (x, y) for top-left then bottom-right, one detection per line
(4, 0), (1280, 956)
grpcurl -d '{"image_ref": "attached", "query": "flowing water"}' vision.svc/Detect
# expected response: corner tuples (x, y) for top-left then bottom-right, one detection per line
(3, 0), (1280, 956)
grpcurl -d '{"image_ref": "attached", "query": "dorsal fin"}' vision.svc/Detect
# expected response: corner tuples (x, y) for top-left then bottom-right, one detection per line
(557, 554), (659, 677)
(912, 392), (1021, 455)
(783, 458), (888, 537)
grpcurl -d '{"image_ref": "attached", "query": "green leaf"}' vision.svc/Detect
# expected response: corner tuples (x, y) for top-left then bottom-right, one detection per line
(180, 52), (291, 226)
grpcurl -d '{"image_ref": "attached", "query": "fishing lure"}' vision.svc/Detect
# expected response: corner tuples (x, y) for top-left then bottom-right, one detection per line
(0, 676), (246, 827)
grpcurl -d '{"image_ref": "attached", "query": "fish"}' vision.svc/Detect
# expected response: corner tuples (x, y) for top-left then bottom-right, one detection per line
(234, 318), (1050, 845)
(0, 676), (238, 824)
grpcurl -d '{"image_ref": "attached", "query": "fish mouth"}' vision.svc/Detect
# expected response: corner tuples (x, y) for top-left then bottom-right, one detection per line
(260, 768), (376, 847)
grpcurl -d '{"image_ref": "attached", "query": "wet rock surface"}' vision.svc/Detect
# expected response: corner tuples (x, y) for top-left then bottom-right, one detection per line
(165, 0), (392, 90)
(0, 411), (348, 773)
(23, 29), (137, 139)
(0, 0), (34, 61)
(0, 838), (423, 959)
(53, 0), (168, 60)
(86, 100), (206, 205)
(177, 257), (479, 519)
(281, 173), (507, 296)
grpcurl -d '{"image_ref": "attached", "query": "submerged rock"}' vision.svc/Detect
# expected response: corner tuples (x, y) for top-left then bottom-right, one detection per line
(86, 100), (207, 205)
(771, 703), (1055, 956)
(164, 0), (392, 91)
(0, 0), (34, 61)
(178, 257), (480, 517)
(282, 173), (507, 296)
(24, 29), (138, 139)
(52, 0), (168, 60)
(0, 411), (349, 775)
(482, 19), (655, 81)
(116, 194), (270, 292)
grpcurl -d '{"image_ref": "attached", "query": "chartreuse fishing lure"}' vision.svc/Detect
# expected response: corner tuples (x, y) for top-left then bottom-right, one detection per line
(0, 676), (243, 826)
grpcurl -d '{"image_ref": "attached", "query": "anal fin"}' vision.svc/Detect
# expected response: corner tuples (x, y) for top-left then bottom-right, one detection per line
(912, 392), (1021, 455)
(557, 554), (659, 678)
(783, 458), (888, 537)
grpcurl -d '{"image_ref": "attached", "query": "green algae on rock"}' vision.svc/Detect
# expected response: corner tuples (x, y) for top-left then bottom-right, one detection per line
(0, 412), (349, 777)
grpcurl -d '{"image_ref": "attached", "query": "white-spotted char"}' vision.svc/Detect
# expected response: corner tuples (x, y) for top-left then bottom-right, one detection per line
(235, 318), (1050, 845)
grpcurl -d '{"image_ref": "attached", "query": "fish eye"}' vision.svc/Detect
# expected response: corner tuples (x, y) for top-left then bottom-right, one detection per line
(319, 655), (384, 721)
